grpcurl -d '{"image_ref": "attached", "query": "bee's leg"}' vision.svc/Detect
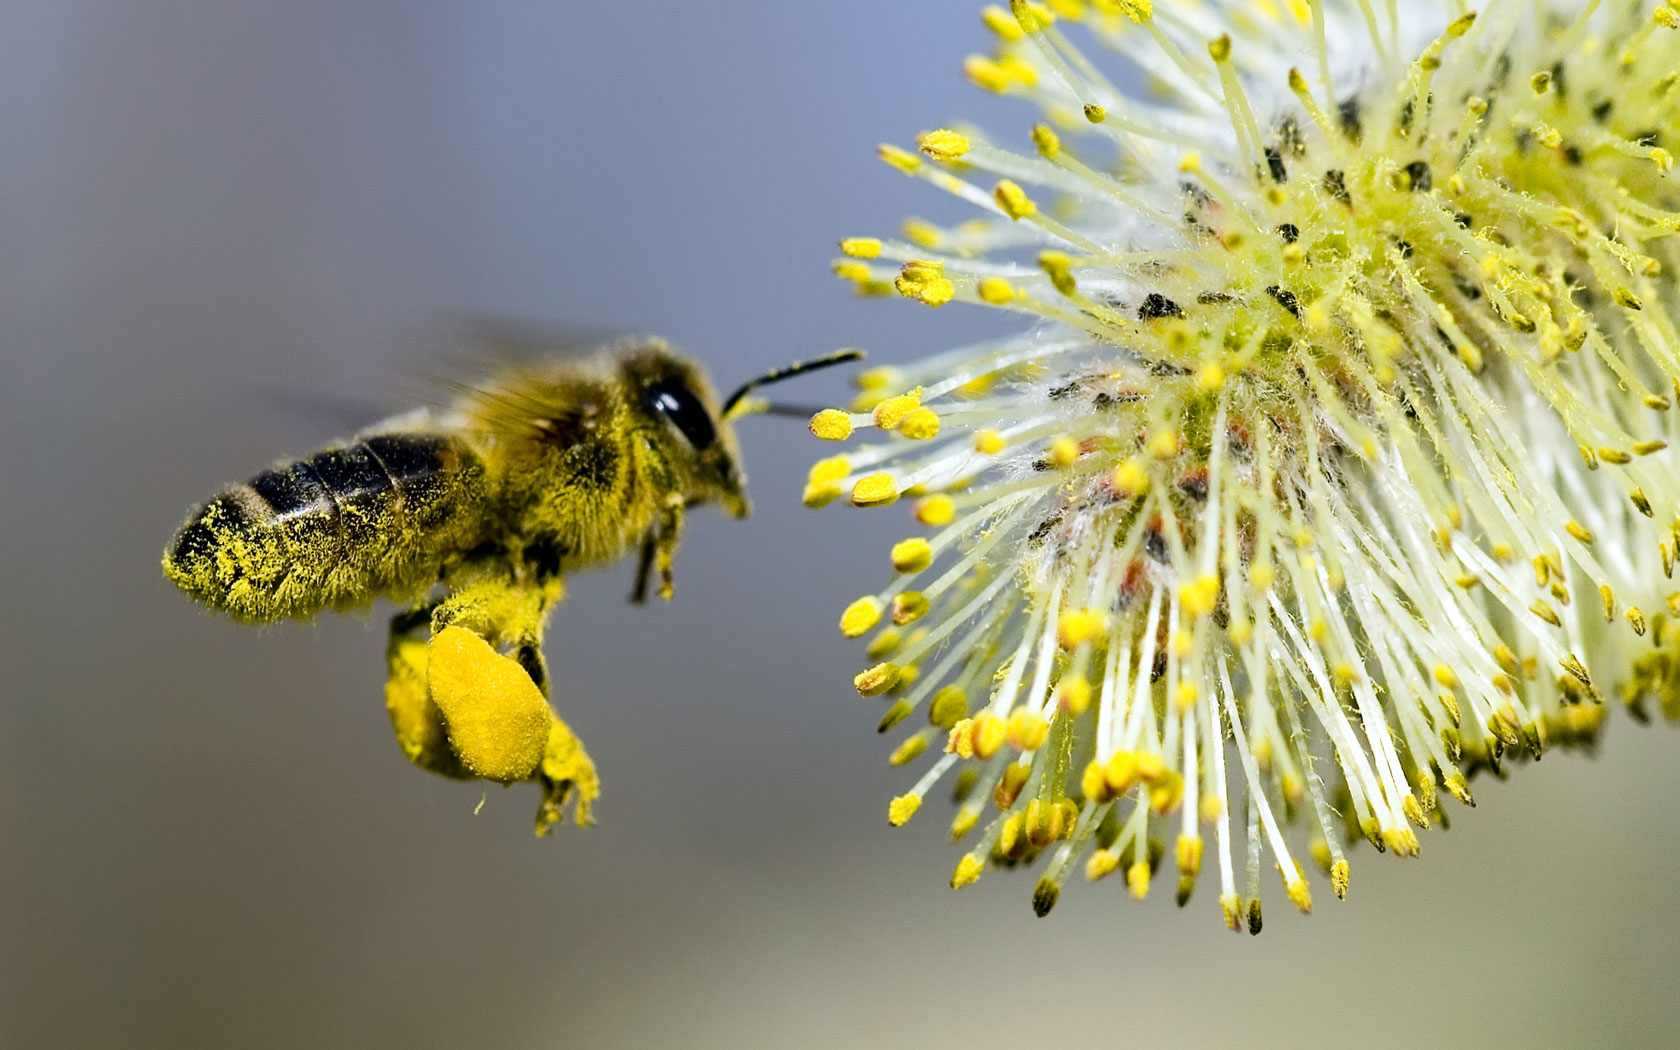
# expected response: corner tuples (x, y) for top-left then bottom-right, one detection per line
(424, 577), (598, 831)
(628, 531), (656, 605)
(653, 494), (685, 602)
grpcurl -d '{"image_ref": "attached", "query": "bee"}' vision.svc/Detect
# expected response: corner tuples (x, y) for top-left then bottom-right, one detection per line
(163, 338), (859, 832)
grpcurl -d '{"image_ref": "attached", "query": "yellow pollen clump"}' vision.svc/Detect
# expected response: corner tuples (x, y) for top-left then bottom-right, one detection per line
(993, 179), (1038, 220)
(1115, 0), (1150, 22)
(1208, 33), (1231, 63)
(963, 55), (1012, 93)
(808, 409), (854, 441)
(902, 218), (943, 248)
(915, 493), (955, 526)
(888, 793), (922, 825)
(952, 854), (984, 888)
(851, 472), (899, 506)
(872, 386), (924, 429)
(974, 428), (1006, 454)
(896, 261), (954, 307)
(1030, 123), (1061, 157)
(890, 537), (934, 573)
(899, 406), (941, 440)
(425, 626), (552, 783)
(1037, 251), (1077, 295)
(839, 596), (884, 638)
(807, 455), (851, 485)
(1006, 708), (1049, 751)
(832, 260), (872, 283)
(854, 662), (902, 696)
(889, 735), (928, 766)
(971, 712), (1007, 758)
(1058, 607), (1108, 648)
(839, 237), (882, 258)
(917, 128), (971, 160)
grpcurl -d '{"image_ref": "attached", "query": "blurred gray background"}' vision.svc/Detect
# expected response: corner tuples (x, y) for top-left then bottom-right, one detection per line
(4, 2), (1678, 1048)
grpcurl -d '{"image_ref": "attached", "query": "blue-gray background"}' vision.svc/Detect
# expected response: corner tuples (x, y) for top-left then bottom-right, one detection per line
(4, 2), (1677, 1047)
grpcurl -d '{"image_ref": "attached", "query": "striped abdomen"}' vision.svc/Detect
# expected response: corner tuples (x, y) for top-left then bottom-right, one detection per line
(164, 432), (489, 622)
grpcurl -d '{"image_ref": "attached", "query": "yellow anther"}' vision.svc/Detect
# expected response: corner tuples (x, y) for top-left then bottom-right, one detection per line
(1149, 770), (1184, 813)
(1086, 848), (1121, 881)
(888, 793), (922, 826)
(1565, 520), (1595, 545)
(1286, 876), (1312, 914)
(1176, 834), (1204, 875)
(917, 129), (971, 163)
(1147, 427), (1179, 458)
(1433, 664), (1460, 690)
(901, 218), (942, 248)
(1330, 860), (1350, 898)
(854, 662), (902, 696)
(947, 717), (976, 758)
(1030, 123), (1061, 157)
(808, 455), (851, 485)
(899, 406), (941, 440)
(851, 472), (899, 506)
(1657, 5), (1678, 28)
(1049, 435), (1080, 468)
(1635, 440), (1668, 456)
(1196, 361), (1226, 391)
(1208, 33), (1231, 63)
(981, 4), (1025, 39)
(1037, 250), (1077, 295)
(1111, 458), (1150, 497)
(928, 685), (967, 729)
(877, 143), (922, 173)
(890, 536), (934, 573)
(1403, 793), (1429, 829)
(915, 494), (956, 527)
(832, 259), (872, 283)
(1381, 826), (1420, 857)
(1057, 674), (1091, 714)
(963, 55), (1012, 93)
(993, 179), (1038, 220)
(971, 712), (1007, 759)
(1174, 679), (1197, 711)
(1179, 573), (1220, 617)
(1083, 102), (1107, 123)
(1058, 607), (1108, 648)
(1006, 709), (1050, 751)
(1653, 148), (1674, 173)
(892, 591), (930, 625)
(808, 408), (854, 441)
(1177, 151), (1201, 173)
(1127, 860), (1151, 899)
(895, 261), (954, 307)
(871, 386), (924, 430)
(839, 237), (882, 258)
(950, 807), (980, 840)
(1530, 71), (1552, 94)
(865, 627), (901, 659)
(839, 596), (884, 638)
(1598, 446), (1632, 464)
(802, 480), (842, 508)
(1080, 758), (1109, 802)
(1115, 0), (1151, 22)
(1104, 750), (1140, 794)
(878, 699), (912, 732)
(977, 276), (1016, 304)
(975, 428), (1006, 454)
(951, 853), (984, 888)
(888, 734), (927, 766)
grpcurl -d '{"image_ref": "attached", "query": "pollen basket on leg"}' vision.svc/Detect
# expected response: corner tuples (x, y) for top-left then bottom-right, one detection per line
(816, 0), (1680, 923)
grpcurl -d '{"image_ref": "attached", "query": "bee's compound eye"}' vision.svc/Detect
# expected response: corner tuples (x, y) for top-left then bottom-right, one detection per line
(647, 382), (717, 451)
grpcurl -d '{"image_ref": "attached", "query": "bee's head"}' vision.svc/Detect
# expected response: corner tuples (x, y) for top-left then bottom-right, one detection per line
(620, 343), (751, 518)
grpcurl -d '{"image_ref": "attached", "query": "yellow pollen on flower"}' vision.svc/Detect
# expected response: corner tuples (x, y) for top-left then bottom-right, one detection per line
(1179, 573), (1220, 617)
(839, 596), (884, 637)
(1127, 861), (1151, 899)
(1006, 709), (1050, 751)
(975, 428), (1006, 454)
(854, 662), (901, 696)
(1037, 251), (1077, 295)
(877, 143), (921, 173)
(889, 735), (928, 766)
(872, 386), (924, 430)
(1049, 436), (1080, 468)
(963, 55), (1013, 93)
(1031, 123), (1062, 157)
(901, 218), (943, 248)
(950, 808), (980, 840)
(807, 454), (851, 485)
(899, 407), (941, 440)
(832, 260), (872, 283)
(971, 712), (1007, 759)
(1058, 607), (1108, 648)
(892, 591), (930, 625)
(1111, 458), (1150, 497)
(1286, 876), (1312, 914)
(981, 4), (1026, 39)
(802, 480), (842, 508)
(1208, 33), (1232, 63)
(993, 179), (1038, 220)
(917, 128), (971, 161)
(808, 409), (853, 441)
(914, 494), (955, 526)
(952, 854), (984, 888)
(839, 237), (882, 258)
(890, 537), (934, 573)
(1057, 674), (1091, 714)
(888, 793), (922, 825)
(947, 718), (976, 758)
(977, 276), (1017, 304)
(896, 261), (954, 307)
(851, 472), (899, 506)
(929, 685), (968, 728)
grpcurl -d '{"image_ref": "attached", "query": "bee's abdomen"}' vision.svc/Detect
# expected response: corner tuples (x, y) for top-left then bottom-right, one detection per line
(164, 433), (488, 622)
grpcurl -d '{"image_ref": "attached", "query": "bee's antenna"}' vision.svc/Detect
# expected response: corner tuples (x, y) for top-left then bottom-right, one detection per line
(722, 349), (865, 420)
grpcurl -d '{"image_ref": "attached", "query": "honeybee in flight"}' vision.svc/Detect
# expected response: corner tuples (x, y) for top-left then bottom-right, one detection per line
(163, 338), (859, 832)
